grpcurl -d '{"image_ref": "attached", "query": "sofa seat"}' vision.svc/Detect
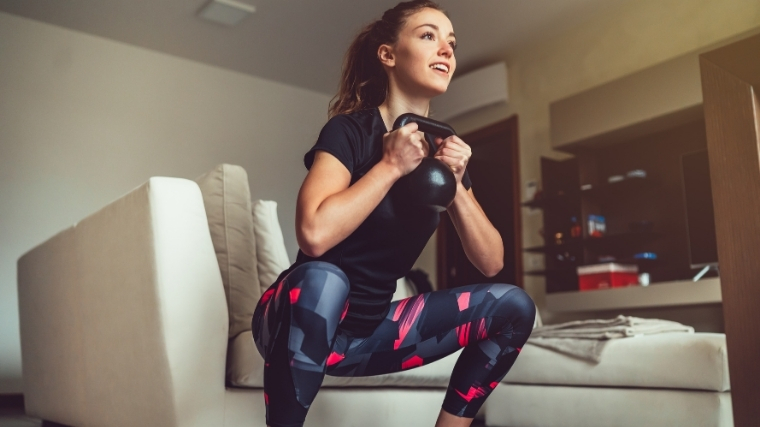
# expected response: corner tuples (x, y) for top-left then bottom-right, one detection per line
(229, 329), (730, 392)
(504, 332), (730, 392)
(486, 384), (732, 427)
(227, 329), (462, 389)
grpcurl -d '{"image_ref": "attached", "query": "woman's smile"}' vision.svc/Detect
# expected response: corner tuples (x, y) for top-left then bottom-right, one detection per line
(430, 62), (451, 75)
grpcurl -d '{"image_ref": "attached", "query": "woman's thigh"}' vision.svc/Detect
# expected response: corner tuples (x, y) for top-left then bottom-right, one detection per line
(326, 282), (532, 377)
(252, 261), (350, 361)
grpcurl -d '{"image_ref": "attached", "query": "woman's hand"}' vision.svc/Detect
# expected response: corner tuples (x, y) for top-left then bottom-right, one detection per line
(434, 135), (472, 185)
(381, 122), (427, 177)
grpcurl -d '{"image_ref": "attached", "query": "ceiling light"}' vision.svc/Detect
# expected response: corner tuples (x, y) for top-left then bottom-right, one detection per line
(198, 0), (255, 27)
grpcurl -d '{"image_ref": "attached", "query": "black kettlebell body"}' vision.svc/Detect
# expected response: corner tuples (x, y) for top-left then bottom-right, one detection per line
(391, 113), (458, 212)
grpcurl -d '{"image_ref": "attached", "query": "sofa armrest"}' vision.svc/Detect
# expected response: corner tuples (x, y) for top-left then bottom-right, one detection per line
(17, 177), (228, 427)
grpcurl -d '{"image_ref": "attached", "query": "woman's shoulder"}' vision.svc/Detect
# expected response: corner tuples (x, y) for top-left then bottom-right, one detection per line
(307, 108), (381, 172)
(324, 108), (380, 134)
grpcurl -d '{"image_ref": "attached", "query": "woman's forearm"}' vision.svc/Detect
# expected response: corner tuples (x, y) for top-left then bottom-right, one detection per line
(447, 183), (504, 277)
(297, 160), (401, 257)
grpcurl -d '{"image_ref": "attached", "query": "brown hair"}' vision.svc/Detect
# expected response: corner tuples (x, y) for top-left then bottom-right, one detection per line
(328, 0), (446, 118)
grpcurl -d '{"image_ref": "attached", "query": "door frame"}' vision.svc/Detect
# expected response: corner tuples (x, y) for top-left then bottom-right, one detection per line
(437, 115), (523, 289)
(700, 34), (760, 426)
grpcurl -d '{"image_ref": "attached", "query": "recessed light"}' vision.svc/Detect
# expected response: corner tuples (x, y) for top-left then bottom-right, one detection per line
(198, 0), (255, 27)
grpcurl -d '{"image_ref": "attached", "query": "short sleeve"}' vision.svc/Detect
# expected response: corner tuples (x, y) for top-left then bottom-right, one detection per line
(304, 115), (361, 173)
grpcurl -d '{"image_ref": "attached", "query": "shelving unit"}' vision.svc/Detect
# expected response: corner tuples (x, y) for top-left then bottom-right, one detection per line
(525, 118), (713, 295)
(530, 46), (724, 312)
(546, 278), (721, 312)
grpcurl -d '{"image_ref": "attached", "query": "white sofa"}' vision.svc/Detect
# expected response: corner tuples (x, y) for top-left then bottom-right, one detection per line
(17, 165), (733, 427)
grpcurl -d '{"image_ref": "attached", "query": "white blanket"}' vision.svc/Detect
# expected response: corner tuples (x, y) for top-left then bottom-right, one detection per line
(527, 315), (694, 363)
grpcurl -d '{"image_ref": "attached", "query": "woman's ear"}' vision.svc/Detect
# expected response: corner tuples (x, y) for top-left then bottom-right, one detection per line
(377, 44), (395, 68)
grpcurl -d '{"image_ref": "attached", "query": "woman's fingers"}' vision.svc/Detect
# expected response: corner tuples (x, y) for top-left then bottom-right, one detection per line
(407, 132), (423, 156)
(399, 121), (419, 134)
(437, 146), (470, 158)
(435, 154), (468, 169)
(436, 139), (471, 166)
(436, 136), (471, 157)
(435, 137), (471, 183)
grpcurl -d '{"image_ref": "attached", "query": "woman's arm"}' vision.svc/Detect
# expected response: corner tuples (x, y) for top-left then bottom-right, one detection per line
(447, 185), (504, 277)
(296, 151), (400, 257)
(296, 122), (425, 257)
(434, 135), (504, 277)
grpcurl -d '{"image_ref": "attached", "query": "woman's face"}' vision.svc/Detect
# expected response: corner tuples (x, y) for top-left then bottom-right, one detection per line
(385, 8), (457, 98)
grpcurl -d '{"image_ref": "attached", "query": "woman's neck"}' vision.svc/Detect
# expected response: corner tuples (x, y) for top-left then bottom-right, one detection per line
(378, 91), (430, 132)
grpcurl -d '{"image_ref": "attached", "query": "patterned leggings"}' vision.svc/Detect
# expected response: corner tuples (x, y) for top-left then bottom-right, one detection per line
(252, 261), (536, 427)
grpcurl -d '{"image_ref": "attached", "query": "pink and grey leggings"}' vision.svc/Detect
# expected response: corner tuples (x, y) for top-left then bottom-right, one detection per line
(252, 261), (536, 427)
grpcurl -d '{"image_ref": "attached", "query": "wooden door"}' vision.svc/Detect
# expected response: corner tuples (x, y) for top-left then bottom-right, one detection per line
(437, 116), (522, 289)
(700, 34), (760, 427)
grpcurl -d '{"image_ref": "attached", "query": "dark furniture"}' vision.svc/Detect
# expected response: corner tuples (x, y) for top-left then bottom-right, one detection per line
(526, 118), (714, 294)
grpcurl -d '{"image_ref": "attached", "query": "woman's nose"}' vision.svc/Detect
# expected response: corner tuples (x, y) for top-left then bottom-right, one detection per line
(439, 43), (453, 58)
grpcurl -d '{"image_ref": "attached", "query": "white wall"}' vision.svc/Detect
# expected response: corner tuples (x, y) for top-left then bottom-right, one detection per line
(0, 12), (331, 393)
(445, 0), (760, 324)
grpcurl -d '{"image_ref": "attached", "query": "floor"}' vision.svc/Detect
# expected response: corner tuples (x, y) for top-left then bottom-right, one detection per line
(0, 408), (44, 427)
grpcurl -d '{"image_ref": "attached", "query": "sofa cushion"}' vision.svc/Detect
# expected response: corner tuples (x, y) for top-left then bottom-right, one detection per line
(487, 384), (732, 427)
(251, 200), (291, 294)
(391, 277), (417, 301)
(505, 332), (730, 392)
(195, 164), (261, 338)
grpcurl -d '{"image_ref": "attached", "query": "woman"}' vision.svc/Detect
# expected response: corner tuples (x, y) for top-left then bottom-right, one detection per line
(252, 2), (536, 426)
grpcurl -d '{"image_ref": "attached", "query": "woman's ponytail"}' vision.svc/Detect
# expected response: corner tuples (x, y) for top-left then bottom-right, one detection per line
(328, 1), (444, 118)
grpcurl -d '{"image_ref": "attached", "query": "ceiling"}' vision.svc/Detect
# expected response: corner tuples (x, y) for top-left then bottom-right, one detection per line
(0, 0), (629, 95)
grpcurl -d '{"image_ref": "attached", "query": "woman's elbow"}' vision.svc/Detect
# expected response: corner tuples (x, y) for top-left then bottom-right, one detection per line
(482, 259), (504, 278)
(298, 243), (324, 258)
(296, 226), (327, 258)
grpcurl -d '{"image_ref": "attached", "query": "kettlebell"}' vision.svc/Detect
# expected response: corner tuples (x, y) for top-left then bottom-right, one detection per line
(391, 113), (458, 212)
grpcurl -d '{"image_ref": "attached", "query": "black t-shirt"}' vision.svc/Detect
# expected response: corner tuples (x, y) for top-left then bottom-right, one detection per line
(277, 107), (471, 337)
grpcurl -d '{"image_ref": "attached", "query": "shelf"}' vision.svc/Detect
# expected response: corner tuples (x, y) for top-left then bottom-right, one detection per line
(522, 177), (658, 209)
(524, 231), (662, 253)
(525, 267), (577, 277)
(580, 177), (660, 199)
(584, 231), (664, 250)
(521, 192), (577, 209)
(526, 258), (662, 277)
(546, 277), (721, 313)
(524, 238), (582, 253)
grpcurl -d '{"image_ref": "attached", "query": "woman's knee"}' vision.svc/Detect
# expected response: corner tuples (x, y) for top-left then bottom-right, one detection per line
(491, 284), (536, 329)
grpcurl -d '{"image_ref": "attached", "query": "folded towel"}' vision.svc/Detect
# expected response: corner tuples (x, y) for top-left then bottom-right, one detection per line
(527, 337), (609, 363)
(527, 315), (694, 363)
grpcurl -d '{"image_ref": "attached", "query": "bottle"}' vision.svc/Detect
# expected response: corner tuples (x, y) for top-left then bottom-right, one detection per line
(570, 216), (582, 238)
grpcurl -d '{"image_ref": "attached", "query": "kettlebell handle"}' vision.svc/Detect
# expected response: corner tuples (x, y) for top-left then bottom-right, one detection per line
(392, 113), (457, 158)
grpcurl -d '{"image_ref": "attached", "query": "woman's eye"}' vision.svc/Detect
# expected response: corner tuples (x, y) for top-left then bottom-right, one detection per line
(449, 41), (457, 51)
(422, 32), (434, 40)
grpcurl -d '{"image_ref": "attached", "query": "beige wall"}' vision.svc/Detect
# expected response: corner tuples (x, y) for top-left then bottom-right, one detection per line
(0, 12), (331, 393)
(442, 0), (760, 323)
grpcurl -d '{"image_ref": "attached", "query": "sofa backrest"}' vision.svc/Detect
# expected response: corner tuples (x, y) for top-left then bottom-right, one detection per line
(251, 200), (292, 291)
(195, 164), (293, 340)
(195, 164), (261, 339)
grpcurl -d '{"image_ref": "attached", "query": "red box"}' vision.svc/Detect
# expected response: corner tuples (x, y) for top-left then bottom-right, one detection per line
(577, 263), (639, 291)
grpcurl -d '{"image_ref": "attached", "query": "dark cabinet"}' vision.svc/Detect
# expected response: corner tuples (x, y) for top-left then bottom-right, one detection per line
(526, 119), (715, 293)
